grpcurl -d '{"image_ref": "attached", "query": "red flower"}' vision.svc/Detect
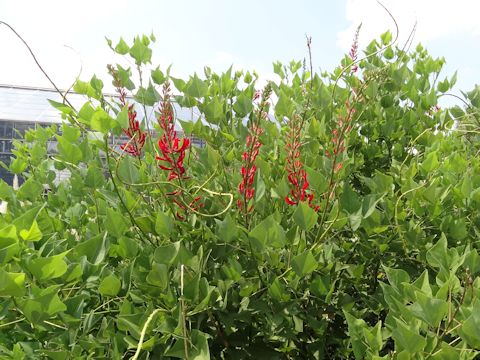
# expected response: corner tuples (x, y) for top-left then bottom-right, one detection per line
(328, 101), (355, 174)
(237, 84), (272, 215)
(120, 104), (146, 157)
(108, 64), (146, 157)
(349, 24), (361, 73)
(237, 126), (262, 214)
(284, 114), (319, 211)
(156, 81), (203, 218)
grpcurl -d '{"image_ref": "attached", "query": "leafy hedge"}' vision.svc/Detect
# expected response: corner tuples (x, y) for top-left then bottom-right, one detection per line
(1, 32), (480, 359)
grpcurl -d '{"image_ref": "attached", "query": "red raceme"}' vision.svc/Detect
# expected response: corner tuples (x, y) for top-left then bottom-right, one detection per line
(349, 24), (361, 73)
(108, 64), (147, 157)
(156, 112), (190, 181)
(326, 27), (361, 175)
(284, 114), (319, 211)
(237, 84), (272, 215)
(120, 104), (146, 157)
(237, 125), (262, 213)
(157, 81), (203, 218)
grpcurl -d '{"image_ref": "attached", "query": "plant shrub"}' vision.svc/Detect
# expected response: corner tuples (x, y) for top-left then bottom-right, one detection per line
(1, 33), (480, 359)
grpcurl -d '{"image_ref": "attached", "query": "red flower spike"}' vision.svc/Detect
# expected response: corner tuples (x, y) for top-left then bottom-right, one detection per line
(284, 113), (319, 211)
(156, 80), (201, 217)
(349, 24), (361, 73)
(108, 65), (147, 157)
(237, 83), (272, 215)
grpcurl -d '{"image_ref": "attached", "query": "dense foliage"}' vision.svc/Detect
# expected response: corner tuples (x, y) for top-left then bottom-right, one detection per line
(1, 32), (480, 359)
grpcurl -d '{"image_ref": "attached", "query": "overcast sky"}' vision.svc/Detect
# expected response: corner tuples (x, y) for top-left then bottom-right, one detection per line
(1, 0), (479, 100)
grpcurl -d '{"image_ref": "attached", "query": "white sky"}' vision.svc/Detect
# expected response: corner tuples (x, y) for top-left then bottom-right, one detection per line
(1, 1), (479, 99)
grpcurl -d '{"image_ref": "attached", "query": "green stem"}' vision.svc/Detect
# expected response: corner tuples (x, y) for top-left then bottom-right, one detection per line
(104, 135), (153, 245)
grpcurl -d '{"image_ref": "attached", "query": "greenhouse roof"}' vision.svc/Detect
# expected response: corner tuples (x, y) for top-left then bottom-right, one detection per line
(0, 84), (200, 125)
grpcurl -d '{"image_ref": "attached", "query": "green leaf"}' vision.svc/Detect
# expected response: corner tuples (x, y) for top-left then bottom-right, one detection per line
(154, 241), (181, 265)
(380, 30), (392, 45)
(383, 46), (394, 59)
(40, 350), (69, 360)
(464, 249), (480, 275)
(27, 251), (69, 281)
(57, 136), (83, 164)
(293, 202), (318, 231)
(233, 92), (253, 117)
(362, 194), (381, 219)
(61, 123), (80, 141)
(113, 237), (139, 259)
(203, 97), (224, 124)
(47, 99), (75, 116)
(348, 209), (363, 231)
(410, 291), (448, 327)
(12, 205), (43, 231)
(310, 274), (331, 297)
(292, 250), (317, 277)
(73, 233), (108, 265)
(164, 329), (210, 359)
(344, 312), (368, 359)
(106, 208), (128, 237)
(409, 270), (432, 297)
(20, 286), (67, 324)
(115, 64), (135, 90)
(249, 214), (286, 250)
(383, 265), (410, 291)
(115, 106), (129, 129)
(437, 77), (449, 93)
(273, 61), (285, 79)
(99, 274), (121, 297)
(129, 36), (152, 65)
(268, 276), (290, 301)
(0, 225), (19, 264)
(91, 107), (115, 133)
(391, 317), (426, 354)
(19, 220), (42, 242)
(171, 77), (186, 92)
(85, 163), (105, 188)
(185, 74), (208, 98)
(151, 66), (166, 85)
(117, 155), (139, 184)
(426, 235), (449, 272)
(9, 157), (27, 174)
(114, 37), (129, 55)
(421, 151), (439, 173)
(458, 301), (480, 347)
(136, 216), (154, 234)
(215, 214), (238, 242)
(155, 212), (174, 237)
(340, 183), (361, 214)
(146, 263), (169, 290)
(363, 321), (383, 354)
(135, 82), (160, 106)
(74, 79), (101, 100)
(183, 273), (200, 302)
(0, 269), (25, 296)
(275, 91), (294, 118)
(17, 178), (43, 201)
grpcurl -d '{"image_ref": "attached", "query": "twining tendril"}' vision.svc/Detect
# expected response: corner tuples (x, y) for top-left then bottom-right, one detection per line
(114, 155), (233, 217)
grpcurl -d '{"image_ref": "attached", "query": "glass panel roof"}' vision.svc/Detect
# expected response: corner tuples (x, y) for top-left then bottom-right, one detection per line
(0, 85), (201, 126)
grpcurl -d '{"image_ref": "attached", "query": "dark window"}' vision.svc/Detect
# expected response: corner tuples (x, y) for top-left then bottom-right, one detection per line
(0, 122), (13, 138)
(0, 154), (11, 165)
(0, 140), (13, 154)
